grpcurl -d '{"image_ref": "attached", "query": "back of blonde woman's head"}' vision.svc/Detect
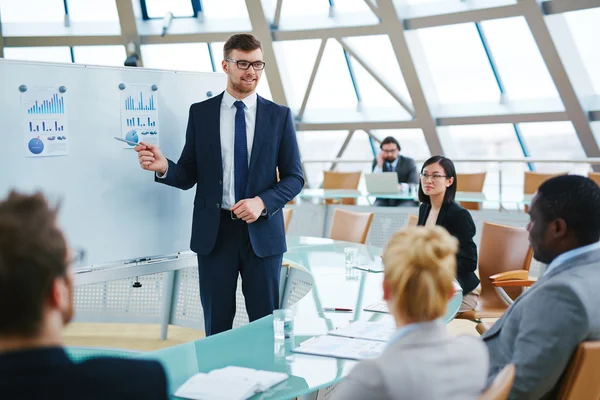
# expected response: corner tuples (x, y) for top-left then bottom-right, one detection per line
(383, 226), (458, 322)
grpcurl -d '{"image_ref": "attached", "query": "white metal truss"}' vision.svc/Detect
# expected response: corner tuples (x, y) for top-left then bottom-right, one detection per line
(1, 0), (599, 163)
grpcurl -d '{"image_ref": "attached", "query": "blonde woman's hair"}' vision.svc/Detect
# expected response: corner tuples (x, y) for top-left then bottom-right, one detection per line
(383, 226), (458, 322)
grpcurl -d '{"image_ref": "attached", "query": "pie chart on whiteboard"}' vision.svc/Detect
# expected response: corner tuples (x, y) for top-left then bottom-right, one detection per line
(125, 130), (139, 146)
(28, 138), (44, 155)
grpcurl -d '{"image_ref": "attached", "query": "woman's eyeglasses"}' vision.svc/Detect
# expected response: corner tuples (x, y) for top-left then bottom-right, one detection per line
(419, 173), (447, 181)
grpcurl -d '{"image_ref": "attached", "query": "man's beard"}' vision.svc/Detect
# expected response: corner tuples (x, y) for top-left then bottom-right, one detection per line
(232, 77), (257, 94)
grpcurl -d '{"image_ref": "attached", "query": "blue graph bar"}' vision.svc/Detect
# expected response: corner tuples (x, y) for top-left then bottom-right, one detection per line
(27, 93), (65, 115)
(125, 92), (156, 111)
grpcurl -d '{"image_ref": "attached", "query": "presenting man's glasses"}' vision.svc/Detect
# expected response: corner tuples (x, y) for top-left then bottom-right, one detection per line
(225, 58), (266, 71)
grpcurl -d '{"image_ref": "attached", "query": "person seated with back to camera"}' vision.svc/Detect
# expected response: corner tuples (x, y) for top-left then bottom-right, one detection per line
(0, 191), (168, 400)
(331, 226), (488, 400)
(417, 155), (480, 314)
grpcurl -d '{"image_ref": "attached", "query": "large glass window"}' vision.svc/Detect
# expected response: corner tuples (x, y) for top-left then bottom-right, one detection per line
(439, 124), (525, 206)
(481, 17), (560, 101)
(517, 121), (588, 175)
(141, 43), (213, 72)
(563, 8), (600, 95)
(201, 0), (249, 20)
(144, 0), (194, 18)
(67, 0), (120, 22)
(412, 23), (500, 106)
(304, 40), (357, 111)
(372, 129), (430, 162)
(273, 39), (324, 111)
(0, 0), (64, 23)
(3, 46), (72, 63)
(72, 46), (126, 67)
(297, 130), (350, 188)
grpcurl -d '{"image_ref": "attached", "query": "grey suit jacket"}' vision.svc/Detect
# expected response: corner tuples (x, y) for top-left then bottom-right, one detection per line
(331, 321), (488, 400)
(483, 247), (600, 400)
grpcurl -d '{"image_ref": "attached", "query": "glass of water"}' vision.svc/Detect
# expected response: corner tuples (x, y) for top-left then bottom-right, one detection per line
(344, 247), (359, 280)
(273, 309), (294, 341)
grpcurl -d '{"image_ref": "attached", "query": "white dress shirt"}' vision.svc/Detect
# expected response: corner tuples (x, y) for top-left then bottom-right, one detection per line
(220, 90), (257, 209)
(158, 90), (257, 210)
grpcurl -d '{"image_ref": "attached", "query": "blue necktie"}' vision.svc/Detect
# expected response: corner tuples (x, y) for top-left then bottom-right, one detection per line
(234, 100), (248, 203)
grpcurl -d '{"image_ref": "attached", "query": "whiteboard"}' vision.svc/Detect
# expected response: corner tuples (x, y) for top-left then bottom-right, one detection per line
(0, 59), (226, 265)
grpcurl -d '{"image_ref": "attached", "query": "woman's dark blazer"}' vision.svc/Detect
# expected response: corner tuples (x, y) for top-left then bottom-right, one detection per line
(417, 201), (480, 294)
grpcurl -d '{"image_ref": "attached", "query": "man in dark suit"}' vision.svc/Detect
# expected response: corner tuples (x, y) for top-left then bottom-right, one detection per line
(371, 136), (418, 207)
(0, 191), (167, 400)
(135, 34), (304, 336)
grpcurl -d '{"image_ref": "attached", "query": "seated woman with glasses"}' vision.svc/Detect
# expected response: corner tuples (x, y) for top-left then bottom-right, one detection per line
(332, 227), (488, 400)
(417, 155), (480, 313)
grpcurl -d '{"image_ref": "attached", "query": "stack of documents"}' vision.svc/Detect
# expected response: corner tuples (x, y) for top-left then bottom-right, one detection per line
(328, 320), (396, 342)
(363, 282), (462, 314)
(293, 334), (386, 360)
(174, 366), (288, 400)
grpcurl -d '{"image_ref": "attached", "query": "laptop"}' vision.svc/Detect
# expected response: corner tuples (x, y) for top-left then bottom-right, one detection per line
(365, 172), (399, 194)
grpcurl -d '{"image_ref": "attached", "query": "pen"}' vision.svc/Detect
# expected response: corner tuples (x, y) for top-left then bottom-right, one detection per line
(323, 307), (353, 312)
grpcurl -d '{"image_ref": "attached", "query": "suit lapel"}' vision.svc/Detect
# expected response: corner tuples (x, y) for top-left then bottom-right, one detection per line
(208, 93), (224, 180)
(248, 95), (272, 174)
(436, 202), (449, 226)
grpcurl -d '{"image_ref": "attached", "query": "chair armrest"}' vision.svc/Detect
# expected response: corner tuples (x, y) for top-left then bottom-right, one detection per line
(490, 270), (529, 282)
(492, 279), (536, 288)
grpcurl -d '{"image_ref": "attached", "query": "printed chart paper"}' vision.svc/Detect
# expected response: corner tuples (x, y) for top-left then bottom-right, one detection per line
(21, 87), (69, 157)
(119, 85), (160, 148)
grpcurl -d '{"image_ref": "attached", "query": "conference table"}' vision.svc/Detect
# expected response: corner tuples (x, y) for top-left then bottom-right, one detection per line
(138, 236), (463, 399)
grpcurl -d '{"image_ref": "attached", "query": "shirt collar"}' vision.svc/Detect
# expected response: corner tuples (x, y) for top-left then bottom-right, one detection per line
(387, 320), (438, 348)
(222, 90), (258, 110)
(544, 241), (600, 275)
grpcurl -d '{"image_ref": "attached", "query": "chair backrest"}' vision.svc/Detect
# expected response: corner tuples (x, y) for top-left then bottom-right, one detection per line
(407, 214), (418, 227)
(478, 222), (533, 310)
(457, 172), (487, 210)
(558, 341), (600, 400)
(587, 172), (600, 187)
(329, 208), (374, 244)
(479, 364), (515, 400)
(283, 208), (293, 233)
(323, 171), (362, 205)
(524, 171), (567, 195)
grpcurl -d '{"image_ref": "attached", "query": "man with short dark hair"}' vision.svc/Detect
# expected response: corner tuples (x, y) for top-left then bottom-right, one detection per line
(483, 175), (600, 399)
(135, 33), (304, 335)
(0, 191), (167, 399)
(372, 136), (418, 206)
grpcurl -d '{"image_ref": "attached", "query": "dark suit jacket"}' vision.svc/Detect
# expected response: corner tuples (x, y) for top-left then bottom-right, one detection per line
(157, 93), (304, 257)
(371, 155), (418, 184)
(418, 201), (480, 293)
(0, 347), (168, 399)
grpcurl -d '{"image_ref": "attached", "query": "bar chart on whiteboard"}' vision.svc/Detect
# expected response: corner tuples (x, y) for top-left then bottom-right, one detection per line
(119, 85), (160, 148)
(21, 87), (69, 157)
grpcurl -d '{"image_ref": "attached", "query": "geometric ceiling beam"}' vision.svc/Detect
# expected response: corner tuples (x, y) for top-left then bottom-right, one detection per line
(363, 0), (381, 19)
(296, 120), (420, 131)
(330, 130), (356, 171)
(338, 38), (415, 117)
(405, 3), (521, 30)
(376, 0), (444, 155)
(520, 0), (600, 159)
(272, 0), (284, 29)
(116, 0), (143, 66)
(297, 38), (327, 120)
(542, 0), (600, 14)
(274, 25), (385, 41)
(246, 0), (289, 106)
(437, 110), (569, 126)
(4, 35), (123, 46)
(139, 32), (242, 44)
(0, 11), (4, 58)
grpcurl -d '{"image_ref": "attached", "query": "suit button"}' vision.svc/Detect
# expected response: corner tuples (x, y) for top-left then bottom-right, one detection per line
(216, 203), (220, 208)
(219, 180), (223, 185)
